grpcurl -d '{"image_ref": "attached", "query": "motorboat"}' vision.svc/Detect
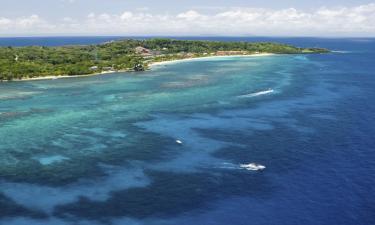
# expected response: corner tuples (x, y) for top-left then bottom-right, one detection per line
(240, 163), (266, 171)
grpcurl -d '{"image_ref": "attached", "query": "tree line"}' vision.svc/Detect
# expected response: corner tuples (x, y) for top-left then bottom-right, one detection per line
(0, 39), (329, 80)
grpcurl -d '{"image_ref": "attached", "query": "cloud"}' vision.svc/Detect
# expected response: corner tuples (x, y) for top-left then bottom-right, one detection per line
(0, 3), (374, 36)
(16, 15), (42, 27)
(0, 17), (11, 26)
(177, 10), (206, 21)
(120, 11), (133, 21)
(0, 15), (56, 33)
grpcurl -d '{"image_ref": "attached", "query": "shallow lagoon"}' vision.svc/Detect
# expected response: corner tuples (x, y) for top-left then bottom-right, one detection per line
(1, 39), (375, 225)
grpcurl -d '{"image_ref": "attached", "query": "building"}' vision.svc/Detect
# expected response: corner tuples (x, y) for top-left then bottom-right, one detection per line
(135, 46), (153, 57)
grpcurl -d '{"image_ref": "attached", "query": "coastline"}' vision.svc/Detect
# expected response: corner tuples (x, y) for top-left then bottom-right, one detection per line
(8, 70), (130, 82)
(149, 53), (275, 68)
(8, 53), (275, 82)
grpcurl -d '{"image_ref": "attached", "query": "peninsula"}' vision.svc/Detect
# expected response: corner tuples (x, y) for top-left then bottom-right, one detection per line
(0, 38), (329, 81)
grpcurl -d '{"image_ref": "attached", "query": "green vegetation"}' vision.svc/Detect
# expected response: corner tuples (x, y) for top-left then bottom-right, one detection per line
(0, 39), (329, 80)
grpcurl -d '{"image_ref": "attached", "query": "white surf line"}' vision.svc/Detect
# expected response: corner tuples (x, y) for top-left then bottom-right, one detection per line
(331, 50), (353, 54)
(237, 89), (274, 98)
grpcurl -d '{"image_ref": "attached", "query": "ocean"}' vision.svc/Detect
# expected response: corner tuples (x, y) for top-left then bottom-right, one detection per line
(0, 37), (374, 225)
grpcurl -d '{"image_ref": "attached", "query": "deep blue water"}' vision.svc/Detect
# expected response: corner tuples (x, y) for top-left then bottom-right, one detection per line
(1, 36), (374, 50)
(0, 37), (374, 225)
(0, 36), (127, 47)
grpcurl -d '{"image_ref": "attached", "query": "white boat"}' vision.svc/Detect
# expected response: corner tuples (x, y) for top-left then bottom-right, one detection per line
(176, 140), (183, 144)
(240, 163), (266, 171)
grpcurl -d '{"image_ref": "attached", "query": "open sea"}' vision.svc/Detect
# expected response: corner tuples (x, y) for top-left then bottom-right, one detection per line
(0, 37), (374, 225)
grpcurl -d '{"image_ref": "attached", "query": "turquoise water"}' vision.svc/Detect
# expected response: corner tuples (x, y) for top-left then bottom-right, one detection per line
(1, 38), (375, 225)
(0, 56), (291, 181)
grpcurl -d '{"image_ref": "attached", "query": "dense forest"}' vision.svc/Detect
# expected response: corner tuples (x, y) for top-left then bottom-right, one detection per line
(0, 39), (329, 80)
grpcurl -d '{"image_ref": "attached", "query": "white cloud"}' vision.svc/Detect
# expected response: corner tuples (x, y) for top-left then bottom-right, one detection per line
(0, 14), (56, 33)
(120, 12), (133, 21)
(0, 17), (11, 26)
(177, 10), (206, 21)
(16, 15), (41, 27)
(0, 4), (375, 36)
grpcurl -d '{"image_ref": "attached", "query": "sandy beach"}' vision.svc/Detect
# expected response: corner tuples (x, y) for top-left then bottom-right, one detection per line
(149, 53), (275, 67)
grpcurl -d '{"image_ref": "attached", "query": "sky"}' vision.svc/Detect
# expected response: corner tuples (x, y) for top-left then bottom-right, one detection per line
(0, 0), (374, 37)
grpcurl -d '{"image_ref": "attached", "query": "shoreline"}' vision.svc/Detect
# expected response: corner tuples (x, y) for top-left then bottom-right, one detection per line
(8, 70), (130, 82)
(149, 53), (275, 68)
(7, 53), (275, 82)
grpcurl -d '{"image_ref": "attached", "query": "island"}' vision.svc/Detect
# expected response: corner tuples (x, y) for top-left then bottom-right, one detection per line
(0, 38), (329, 81)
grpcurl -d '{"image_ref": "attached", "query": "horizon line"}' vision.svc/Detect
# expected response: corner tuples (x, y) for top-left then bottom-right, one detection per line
(1, 35), (375, 39)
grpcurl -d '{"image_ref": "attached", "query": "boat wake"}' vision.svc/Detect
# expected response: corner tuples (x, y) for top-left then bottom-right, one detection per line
(237, 89), (274, 98)
(214, 162), (266, 171)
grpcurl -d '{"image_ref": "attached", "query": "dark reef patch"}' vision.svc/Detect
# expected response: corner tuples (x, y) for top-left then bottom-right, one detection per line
(0, 193), (47, 219)
(53, 170), (273, 220)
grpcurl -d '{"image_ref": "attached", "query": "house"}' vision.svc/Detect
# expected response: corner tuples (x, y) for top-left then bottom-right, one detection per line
(90, 66), (98, 70)
(102, 66), (114, 71)
(135, 46), (153, 56)
(216, 51), (248, 56)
